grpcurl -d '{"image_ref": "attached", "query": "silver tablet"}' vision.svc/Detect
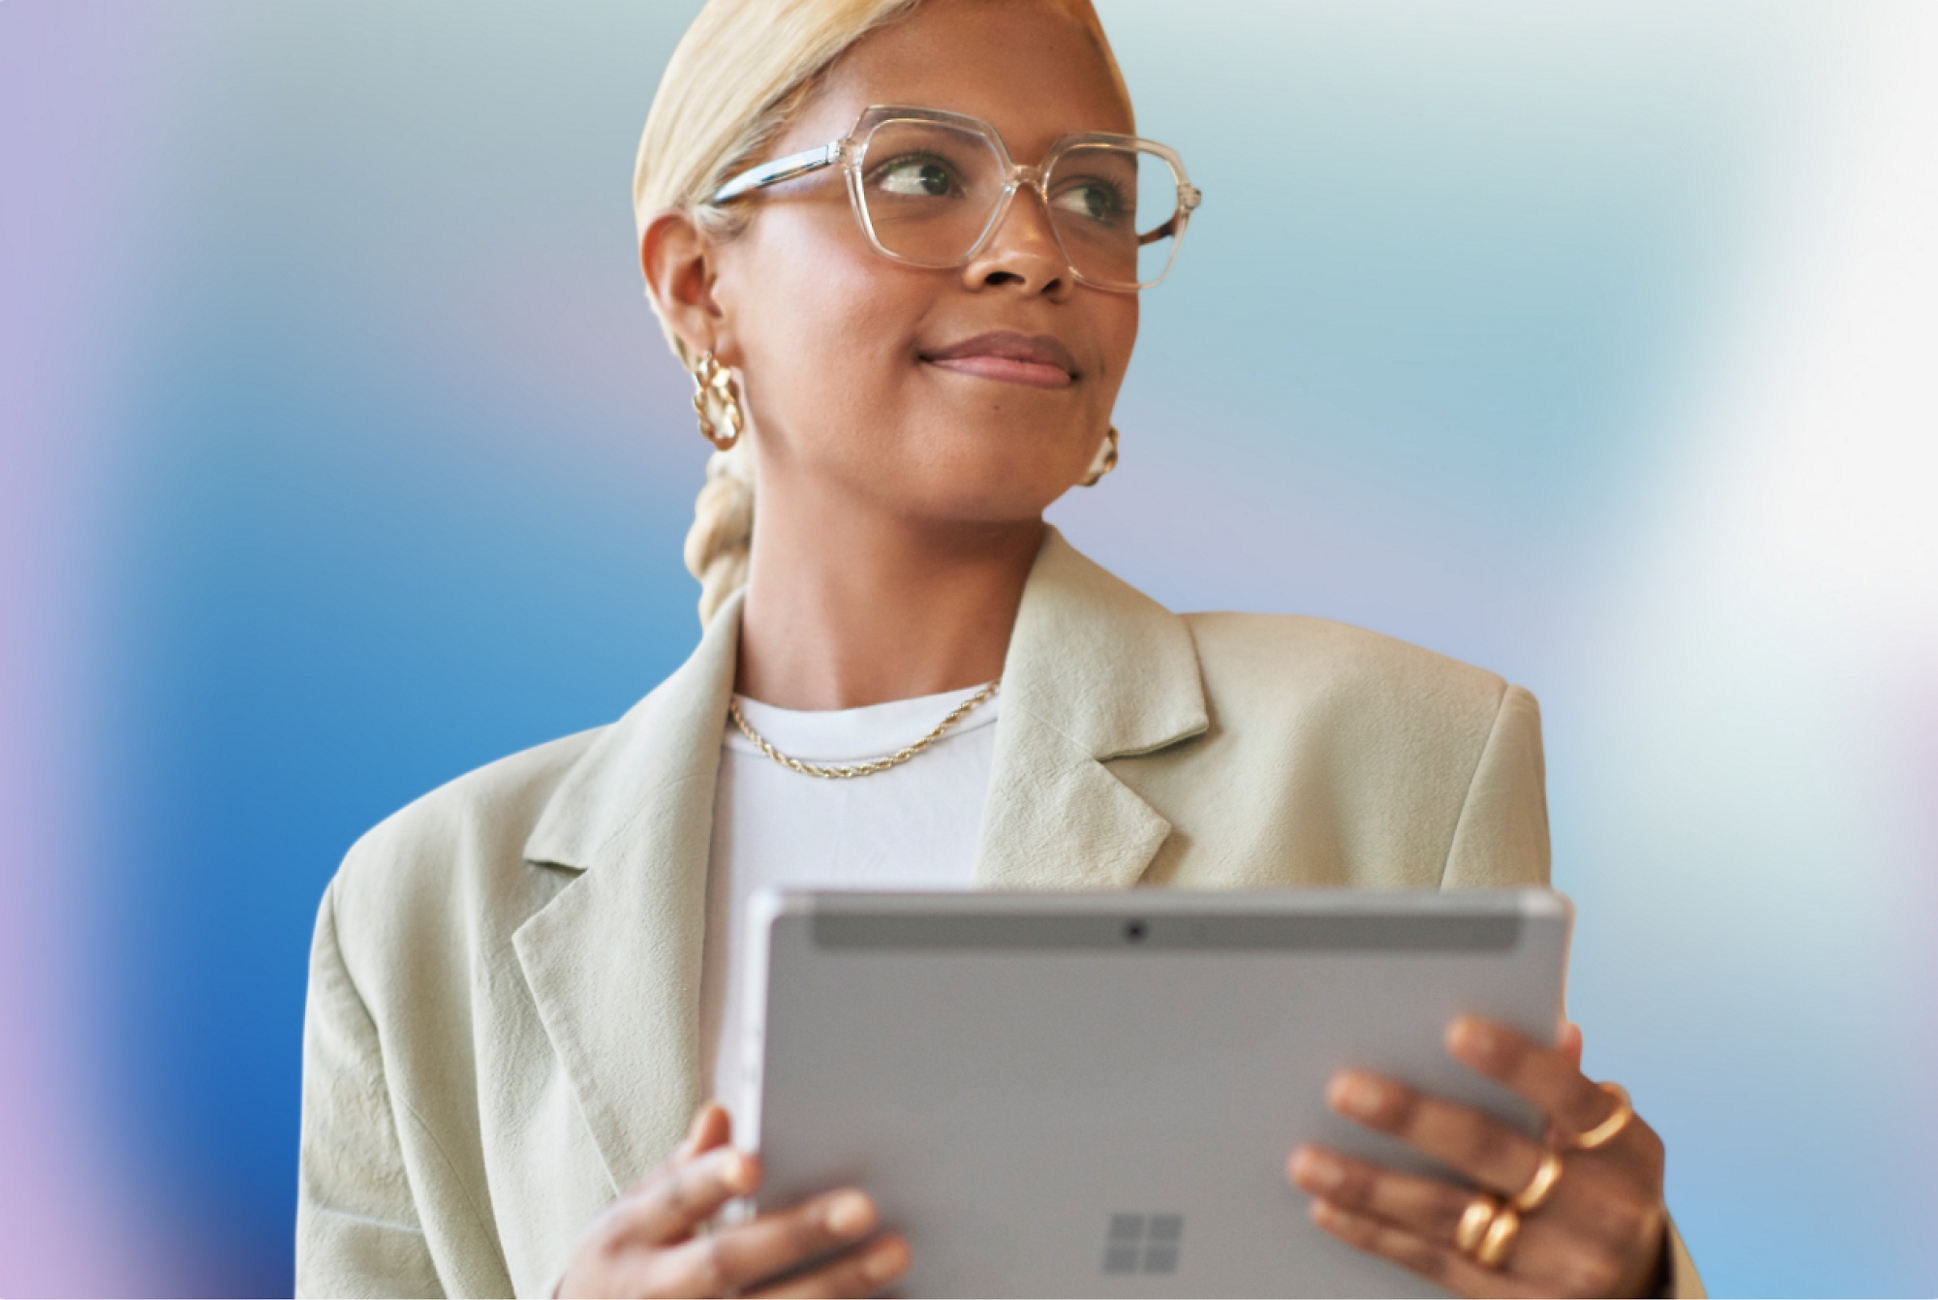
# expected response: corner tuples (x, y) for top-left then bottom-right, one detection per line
(738, 888), (1571, 1298)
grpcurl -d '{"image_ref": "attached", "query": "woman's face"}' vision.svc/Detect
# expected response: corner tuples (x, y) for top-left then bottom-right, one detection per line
(692, 0), (1139, 525)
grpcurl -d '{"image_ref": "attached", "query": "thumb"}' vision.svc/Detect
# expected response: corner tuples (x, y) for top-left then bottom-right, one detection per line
(678, 1101), (733, 1159)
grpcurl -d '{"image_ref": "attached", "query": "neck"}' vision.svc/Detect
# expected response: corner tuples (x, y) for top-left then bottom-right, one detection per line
(736, 483), (1042, 711)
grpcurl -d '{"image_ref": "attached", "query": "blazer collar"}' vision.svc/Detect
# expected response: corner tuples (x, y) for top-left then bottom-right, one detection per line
(519, 526), (1206, 875)
(509, 527), (1208, 1188)
(972, 526), (1208, 889)
(520, 585), (744, 876)
(998, 526), (1206, 761)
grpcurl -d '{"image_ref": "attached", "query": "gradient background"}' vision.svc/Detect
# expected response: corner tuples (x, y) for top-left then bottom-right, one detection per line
(3, 2), (1934, 1295)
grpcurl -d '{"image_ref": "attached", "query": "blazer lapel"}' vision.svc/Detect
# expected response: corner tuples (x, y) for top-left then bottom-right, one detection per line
(511, 594), (743, 1193)
(974, 528), (1208, 890)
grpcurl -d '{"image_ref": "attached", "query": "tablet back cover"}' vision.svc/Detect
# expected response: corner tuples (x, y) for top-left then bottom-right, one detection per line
(742, 889), (1570, 1298)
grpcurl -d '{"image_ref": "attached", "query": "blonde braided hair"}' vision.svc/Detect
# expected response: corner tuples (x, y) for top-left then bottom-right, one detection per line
(682, 441), (757, 626)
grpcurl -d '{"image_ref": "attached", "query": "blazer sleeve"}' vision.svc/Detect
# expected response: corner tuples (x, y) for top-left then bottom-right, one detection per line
(1440, 684), (1552, 888)
(1662, 1221), (1706, 1298)
(296, 878), (445, 1298)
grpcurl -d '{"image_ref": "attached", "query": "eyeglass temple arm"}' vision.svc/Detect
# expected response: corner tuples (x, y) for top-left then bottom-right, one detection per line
(1138, 218), (1178, 247)
(1136, 184), (1202, 246)
(709, 143), (842, 205)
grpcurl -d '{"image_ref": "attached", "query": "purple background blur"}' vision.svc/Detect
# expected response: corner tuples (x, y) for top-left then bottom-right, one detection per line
(3, 2), (1934, 1295)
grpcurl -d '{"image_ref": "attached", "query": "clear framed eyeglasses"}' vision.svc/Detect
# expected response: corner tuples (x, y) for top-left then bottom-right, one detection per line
(708, 105), (1203, 292)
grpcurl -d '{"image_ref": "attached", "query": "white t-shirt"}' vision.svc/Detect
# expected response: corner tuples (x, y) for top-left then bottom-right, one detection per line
(699, 683), (1001, 1124)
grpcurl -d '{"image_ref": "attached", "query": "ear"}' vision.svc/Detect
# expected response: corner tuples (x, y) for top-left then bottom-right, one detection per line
(641, 208), (729, 362)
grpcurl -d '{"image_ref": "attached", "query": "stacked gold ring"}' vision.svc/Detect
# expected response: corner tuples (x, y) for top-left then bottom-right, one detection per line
(1454, 1079), (1635, 1271)
(1454, 1197), (1497, 1256)
(1475, 1208), (1521, 1269)
(1456, 1134), (1577, 1270)
(1512, 1148), (1565, 1213)
(1455, 1197), (1523, 1270)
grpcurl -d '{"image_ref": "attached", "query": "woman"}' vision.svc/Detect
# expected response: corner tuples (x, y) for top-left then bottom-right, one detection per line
(297, 1), (1700, 1295)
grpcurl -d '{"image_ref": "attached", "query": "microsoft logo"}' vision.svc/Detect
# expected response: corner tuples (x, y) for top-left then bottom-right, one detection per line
(1103, 1212), (1183, 1275)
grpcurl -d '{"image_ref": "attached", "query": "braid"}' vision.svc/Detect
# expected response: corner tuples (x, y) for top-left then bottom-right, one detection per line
(682, 438), (756, 626)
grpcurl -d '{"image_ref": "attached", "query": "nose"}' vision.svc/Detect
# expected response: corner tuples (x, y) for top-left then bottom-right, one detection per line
(960, 183), (1071, 300)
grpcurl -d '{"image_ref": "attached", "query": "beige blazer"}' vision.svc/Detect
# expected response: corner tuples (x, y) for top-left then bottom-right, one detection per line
(297, 528), (1699, 1297)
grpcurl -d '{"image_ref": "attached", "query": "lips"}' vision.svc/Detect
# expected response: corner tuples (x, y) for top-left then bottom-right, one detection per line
(921, 330), (1077, 389)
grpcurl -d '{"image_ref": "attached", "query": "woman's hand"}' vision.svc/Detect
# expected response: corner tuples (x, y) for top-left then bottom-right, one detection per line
(558, 1103), (910, 1298)
(1288, 1017), (1668, 1298)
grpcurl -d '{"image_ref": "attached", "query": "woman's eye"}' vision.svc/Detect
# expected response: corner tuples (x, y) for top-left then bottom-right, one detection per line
(1053, 181), (1126, 224)
(876, 159), (955, 197)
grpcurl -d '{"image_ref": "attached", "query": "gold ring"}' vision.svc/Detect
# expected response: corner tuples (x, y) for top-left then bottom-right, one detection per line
(1570, 1082), (1634, 1150)
(1511, 1147), (1565, 1213)
(1474, 1206), (1522, 1270)
(1454, 1196), (1498, 1255)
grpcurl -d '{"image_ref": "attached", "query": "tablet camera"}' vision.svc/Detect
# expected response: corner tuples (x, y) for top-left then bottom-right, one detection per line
(1123, 919), (1148, 943)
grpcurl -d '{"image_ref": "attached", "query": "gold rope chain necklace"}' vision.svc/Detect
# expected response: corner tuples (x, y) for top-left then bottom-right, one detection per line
(728, 680), (1000, 779)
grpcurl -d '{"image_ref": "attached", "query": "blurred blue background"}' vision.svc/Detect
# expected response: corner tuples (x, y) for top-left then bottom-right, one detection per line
(2, 2), (1933, 1295)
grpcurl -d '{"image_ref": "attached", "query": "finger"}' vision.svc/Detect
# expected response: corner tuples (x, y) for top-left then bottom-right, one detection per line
(1447, 1019), (1672, 1241)
(1557, 1020), (1583, 1072)
(614, 1146), (761, 1249)
(743, 1234), (910, 1299)
(1327, 1071), (1545, 1199)
(1308, 1199), (1542, 1299)
(1445, 1017), (1618, 1139)
(649, 1189), (881, 1297)
(1291, 1144), (1654, 1297)
(680, 1101), (734, 1160)
(1289, 1145), (1474, 1244)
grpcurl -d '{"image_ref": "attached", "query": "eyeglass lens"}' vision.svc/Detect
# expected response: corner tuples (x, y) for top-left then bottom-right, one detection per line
(857, 119), (1185, 288)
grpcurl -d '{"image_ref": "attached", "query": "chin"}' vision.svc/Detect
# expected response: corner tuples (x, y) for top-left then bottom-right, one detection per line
(933, 412), (1093, 476)
(902, 464), (1075, 527)
(835, 409), (1093, 521)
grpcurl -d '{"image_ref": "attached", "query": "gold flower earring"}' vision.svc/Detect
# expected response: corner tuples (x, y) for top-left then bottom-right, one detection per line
(692, 350), (744, 451)
(1081, 425), (1120, 487)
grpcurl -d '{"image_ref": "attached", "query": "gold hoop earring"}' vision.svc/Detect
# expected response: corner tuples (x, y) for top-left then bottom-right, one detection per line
(1081, 425), (1119, 487)
(692, 350), (744, 451)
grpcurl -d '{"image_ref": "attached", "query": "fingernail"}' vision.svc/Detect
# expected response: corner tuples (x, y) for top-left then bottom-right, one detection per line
(1292, 1147), (1344, 1193)
(826, 1191), (875, 1236)
(863, 1237), (909, 1284)
(712, 1150), (755, 1194)
(1451, 1017), (1501, 1062)
(679, 1107), (708, 1154)
(1333, 1073), (1389, 1118)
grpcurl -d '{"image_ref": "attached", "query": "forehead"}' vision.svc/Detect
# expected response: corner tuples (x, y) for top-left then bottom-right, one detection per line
(782, 0), (1133, 161)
